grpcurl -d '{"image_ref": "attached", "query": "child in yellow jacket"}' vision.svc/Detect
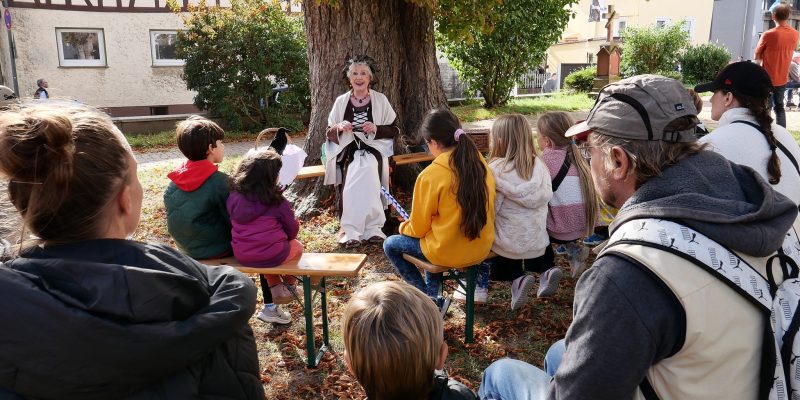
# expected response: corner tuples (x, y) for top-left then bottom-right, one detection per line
(383, 109), (495, 312)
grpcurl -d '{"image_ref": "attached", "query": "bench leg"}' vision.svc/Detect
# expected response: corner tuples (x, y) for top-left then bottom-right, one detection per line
(302, 276), (317, 368)
(465, 266), (476, 343)
(320, 277), (330, 347)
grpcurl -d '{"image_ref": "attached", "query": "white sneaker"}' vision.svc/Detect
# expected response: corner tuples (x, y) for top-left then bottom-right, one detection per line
(257, 304), (291, 325)
(510, 275), (536, 310)
(452, 280), (487, 304)
(537, 267), (563, 298)
(568, 245), (591, 278)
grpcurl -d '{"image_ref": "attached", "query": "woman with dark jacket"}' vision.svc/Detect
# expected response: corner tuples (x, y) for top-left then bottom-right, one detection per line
(0, 101), (264, 399)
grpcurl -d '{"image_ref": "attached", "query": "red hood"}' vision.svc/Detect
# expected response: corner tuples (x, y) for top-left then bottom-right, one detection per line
(167, 160), (218, 192)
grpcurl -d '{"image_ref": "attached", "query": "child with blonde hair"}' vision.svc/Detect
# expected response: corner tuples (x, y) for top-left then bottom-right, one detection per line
(342, 281), (477, 400)
(487, 114), (557, 309)
(537, 112), (597, 277)
(227, 148), (304, 325)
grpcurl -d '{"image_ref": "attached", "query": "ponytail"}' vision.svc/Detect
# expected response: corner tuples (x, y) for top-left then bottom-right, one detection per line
(731, 91), (781, 184)
(452, 133), (488, 240)
(568, 141), (598, 236)
(421, 109), (489, 240)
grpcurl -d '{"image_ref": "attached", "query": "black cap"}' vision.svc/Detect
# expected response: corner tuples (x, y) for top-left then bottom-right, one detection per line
(694, 61), (773, 98)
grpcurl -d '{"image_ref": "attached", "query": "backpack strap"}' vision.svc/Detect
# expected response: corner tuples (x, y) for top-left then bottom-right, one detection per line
(604, 218), (788, 400)
(551, 154), (572, 192)
(732, 120), (800, 176)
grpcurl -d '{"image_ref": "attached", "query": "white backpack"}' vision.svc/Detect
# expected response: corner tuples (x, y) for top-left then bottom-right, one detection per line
(604, 218), (800, 400)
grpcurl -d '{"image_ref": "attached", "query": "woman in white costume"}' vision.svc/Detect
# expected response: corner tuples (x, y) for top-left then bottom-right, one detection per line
(325, 56), (400, 248)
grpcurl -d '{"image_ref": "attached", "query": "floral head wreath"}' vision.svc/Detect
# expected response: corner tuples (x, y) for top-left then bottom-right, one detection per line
(341, 55), (379, 87)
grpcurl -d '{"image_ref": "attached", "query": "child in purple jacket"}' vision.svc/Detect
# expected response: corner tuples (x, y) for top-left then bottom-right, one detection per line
(227, 148), (304, 325)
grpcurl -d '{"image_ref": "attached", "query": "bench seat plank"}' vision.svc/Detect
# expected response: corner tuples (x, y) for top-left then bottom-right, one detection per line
(394, 152), (434, 165)
(297, 165), (326, 179)
(202, 253), (366, 277)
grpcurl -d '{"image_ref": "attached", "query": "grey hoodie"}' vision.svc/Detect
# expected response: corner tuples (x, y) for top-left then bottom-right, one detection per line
(546, 150), (797, 399)
(489, 158), (553, 259)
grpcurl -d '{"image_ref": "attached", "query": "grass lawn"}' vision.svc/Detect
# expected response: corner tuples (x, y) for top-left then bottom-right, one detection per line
(450, 93), (594, 122)
(135, 161), (576, 399)
(125, 130), (260, 151)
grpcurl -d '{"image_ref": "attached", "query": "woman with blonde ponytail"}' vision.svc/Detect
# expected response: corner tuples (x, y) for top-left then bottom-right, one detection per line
(384, 109), (495, 312)
(0, 102), (264, 399)
(537, 112), (598, 278)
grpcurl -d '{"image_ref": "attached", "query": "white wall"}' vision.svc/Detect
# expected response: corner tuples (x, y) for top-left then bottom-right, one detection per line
(11, 8), (196, 109)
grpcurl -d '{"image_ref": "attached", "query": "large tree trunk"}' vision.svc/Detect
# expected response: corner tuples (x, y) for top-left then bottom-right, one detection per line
(290, 0), (447, 217)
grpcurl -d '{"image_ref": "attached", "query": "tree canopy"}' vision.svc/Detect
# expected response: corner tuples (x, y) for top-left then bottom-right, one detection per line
(436, 0), (577, 108)
(174, 0), (309, 129)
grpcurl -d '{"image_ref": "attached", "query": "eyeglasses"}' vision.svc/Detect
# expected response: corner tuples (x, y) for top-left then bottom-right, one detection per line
(577, 145), (599, 162)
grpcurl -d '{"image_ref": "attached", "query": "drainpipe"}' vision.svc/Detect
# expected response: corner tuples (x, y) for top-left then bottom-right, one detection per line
(1, 0), (18, 95)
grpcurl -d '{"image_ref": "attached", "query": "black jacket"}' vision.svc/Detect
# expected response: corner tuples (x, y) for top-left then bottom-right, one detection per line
(0, 239), (264, 399)
(429, 371), (477, 400)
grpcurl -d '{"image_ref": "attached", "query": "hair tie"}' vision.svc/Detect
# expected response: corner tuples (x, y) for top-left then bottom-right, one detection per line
(770, 144), (777, 151)
(454, 128), (465, 142)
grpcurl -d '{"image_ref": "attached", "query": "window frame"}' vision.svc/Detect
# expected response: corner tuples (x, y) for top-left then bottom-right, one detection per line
(149, 29), (184, 67)
(655, 17), (672, 29)
(681, 18), (696, 40)
(614, 17), (628, 38)
(55, 27), (107, 68)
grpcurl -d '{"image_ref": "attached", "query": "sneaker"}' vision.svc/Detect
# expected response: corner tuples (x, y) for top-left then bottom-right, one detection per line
(554, 244), (567, 255)
(537, 267), (563, 298)
(452, 281), (488, 304)
(270, 285), (294, 304)
(568, 245), (591, 278)
(510, 275), (536, 310)
(257, 304), (291, 325)
(583, 233), (608, 247)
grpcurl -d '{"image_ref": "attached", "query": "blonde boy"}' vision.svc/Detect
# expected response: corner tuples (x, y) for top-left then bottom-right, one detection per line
(342, 281), (477, 400)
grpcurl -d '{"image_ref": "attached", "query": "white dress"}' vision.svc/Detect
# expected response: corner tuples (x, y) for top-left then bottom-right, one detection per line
(324, 89), (397, 242)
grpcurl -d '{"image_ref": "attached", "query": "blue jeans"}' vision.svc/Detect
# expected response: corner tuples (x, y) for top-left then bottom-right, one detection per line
(384, 235), (442, 298)
(479, 340), (566, 400)
(771, 85), (787, 127)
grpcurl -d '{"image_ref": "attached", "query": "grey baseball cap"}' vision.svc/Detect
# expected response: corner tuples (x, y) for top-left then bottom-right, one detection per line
(565, 74), (699, 143)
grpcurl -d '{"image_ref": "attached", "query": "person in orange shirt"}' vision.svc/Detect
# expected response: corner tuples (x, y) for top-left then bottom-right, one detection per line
(755, 3), (800, 127)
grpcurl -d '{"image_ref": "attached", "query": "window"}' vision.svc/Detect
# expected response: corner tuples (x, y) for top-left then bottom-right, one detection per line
(655, 17), (671, 29)
(56, 28), (106, 67)
(681, 19), (695, 40)
(150, 30), (183, 67)
(614, 17), (627, 38)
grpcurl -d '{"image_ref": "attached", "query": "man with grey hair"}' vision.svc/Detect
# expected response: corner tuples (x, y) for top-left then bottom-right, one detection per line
(34, 78), (48, 100)
(479, 75), (798, 399)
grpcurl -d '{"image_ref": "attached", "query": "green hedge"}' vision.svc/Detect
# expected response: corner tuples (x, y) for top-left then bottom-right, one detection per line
(564, 67), (597, 93)
(680, 43), (731, 85)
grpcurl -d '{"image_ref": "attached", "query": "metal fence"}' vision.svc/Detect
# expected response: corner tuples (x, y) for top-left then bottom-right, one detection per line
(439, 62), (550, 100)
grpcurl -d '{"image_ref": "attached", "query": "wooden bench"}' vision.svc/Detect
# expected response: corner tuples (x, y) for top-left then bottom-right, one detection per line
(401, 251), (496, 343)
(293, 128), (489, 180)
(295, 151), (435, 180)
(202, 253), (367, 368)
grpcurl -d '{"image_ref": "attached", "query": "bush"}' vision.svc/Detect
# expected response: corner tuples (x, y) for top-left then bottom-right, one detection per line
(680, 43), (731, 85)
(657, 70), (683, 82)
(564, 67), (597, 93)
(620, 23), (689, 77)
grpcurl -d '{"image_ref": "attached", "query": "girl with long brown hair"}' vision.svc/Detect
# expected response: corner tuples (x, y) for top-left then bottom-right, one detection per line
(383, 109), (495, 311)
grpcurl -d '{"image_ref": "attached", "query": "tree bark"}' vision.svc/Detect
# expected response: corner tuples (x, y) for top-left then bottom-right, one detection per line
(290, 0), (447, 217)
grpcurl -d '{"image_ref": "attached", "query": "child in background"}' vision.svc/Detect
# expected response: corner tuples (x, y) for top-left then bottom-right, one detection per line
(227, 148), (304, 325)
(164, 116), (232, 260)
(384, 109), (495, 314)
(537, 112), (597, 278)
(486, 114), (557, 309)
(342, 281), (478, 400)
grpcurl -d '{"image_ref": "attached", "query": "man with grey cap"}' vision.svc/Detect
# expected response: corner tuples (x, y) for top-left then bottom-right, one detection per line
(479, 75), (798, 400)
